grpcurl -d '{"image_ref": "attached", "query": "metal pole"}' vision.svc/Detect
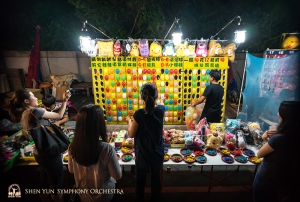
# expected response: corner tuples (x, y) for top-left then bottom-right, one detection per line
(237, 53), (247, 117)
(163, 18), (180, 40)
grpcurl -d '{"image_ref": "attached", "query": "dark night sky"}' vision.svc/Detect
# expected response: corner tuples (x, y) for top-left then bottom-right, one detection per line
(0, 0), (299, 52)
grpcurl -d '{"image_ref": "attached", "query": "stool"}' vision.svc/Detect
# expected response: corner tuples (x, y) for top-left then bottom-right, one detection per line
(70, 82), (93, 97)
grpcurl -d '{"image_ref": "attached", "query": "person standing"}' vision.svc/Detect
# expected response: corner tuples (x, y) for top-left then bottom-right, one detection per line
(68, 104), (122, 202)
(7, 89), (71, 202)
(253, 101), (300, 202)
(191, 70), (224, 123)
(126, 83), (165, 202)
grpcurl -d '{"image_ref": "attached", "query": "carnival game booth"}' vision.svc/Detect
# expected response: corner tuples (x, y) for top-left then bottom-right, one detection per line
(91, 56), (228, 125)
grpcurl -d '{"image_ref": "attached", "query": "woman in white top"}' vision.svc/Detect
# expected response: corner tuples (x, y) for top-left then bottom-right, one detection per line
(68, 104), (122, 202)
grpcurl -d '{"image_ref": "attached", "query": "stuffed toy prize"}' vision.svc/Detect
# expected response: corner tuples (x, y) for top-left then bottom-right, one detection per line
(207, 40), (223, 57)
(130, 42), (140, 57)
(206, 132), (223, 150)
(121, 40), (131, 56)
(222, 43), (236, 61)
(113, 40), (122, 56)
(139, 39), (149, 57)
(149, 41), (162, 57)
(282, 35), (299, 49)
(196, 41), (208, 57)
(98, 41), (114, 57)
(175, 40), (187, 57)
(162, 43), (176, 56)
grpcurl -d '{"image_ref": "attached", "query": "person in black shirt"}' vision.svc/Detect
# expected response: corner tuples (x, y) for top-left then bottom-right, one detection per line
(126, 83), (164, 202)
(191, 70), (224, 123)
(42, 94), (69, 126)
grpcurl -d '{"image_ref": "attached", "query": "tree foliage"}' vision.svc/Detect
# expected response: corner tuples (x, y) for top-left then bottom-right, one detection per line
(0, 0), (299, 52)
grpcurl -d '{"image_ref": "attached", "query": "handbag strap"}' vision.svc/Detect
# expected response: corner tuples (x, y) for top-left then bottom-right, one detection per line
(30, 109), (44, 127)
(76, 167), (86, 189)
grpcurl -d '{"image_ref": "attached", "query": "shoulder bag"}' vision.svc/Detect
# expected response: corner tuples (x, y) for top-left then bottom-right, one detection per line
(30, 110), (70, 156)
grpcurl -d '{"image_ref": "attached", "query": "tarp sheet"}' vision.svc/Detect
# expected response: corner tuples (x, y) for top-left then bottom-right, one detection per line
(238, 52), (300, 129)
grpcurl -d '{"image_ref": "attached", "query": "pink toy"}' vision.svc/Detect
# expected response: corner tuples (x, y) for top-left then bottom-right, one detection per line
(193, 137), (205, 147)
(196, 41), (208, 57)
(225, 132), (236, 150)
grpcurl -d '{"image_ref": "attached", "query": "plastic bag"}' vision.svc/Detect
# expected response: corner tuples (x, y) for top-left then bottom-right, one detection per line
(185, 106), (197, 130)
(235, 130), (246, 149)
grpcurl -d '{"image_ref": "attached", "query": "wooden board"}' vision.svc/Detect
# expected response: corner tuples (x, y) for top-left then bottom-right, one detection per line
(0, 68), (26, 91)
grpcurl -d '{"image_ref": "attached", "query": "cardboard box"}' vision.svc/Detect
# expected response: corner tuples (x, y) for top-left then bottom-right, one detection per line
(171, 143), (186, 148)
(52, 85), (70, 101)
(5, 88), (43, 103)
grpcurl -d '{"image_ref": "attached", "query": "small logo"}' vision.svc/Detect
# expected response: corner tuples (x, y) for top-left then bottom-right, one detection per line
(8, 184), (21, 198)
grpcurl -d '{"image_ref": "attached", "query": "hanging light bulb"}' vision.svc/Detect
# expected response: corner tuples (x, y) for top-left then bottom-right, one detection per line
(234, 30), (246, 43)
(79, 21), (92, 54)
(234, 19), (246, 43)
(172, 20), (182, 45)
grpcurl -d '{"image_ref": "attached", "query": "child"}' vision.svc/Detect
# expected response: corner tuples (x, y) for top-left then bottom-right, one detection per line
(42, 94), (69, 126)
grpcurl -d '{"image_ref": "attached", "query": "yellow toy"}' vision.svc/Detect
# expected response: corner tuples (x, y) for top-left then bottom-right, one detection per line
(123, 138), (134, 148)
(248, 122), (260, 131)
(207, 40), (223, 57)
(98, 41), (114, 57)
(130, 42), (140, 57)
(282, 35), (299, 49)
(206, 132), (223, 150)
(149, 41), (162, 57)
(222, 43), (236, 61)
(175, 41), (187, 57)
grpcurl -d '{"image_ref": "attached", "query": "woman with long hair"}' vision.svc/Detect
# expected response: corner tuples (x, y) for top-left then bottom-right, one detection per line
(68, 104), (122, 202)
(126, 83), (165, 201)
(253, 101), (300, 201)
(7, 89), (71, 202)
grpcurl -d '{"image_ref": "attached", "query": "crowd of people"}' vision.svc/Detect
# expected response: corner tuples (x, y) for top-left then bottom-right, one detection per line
(6, 75), (300, 201)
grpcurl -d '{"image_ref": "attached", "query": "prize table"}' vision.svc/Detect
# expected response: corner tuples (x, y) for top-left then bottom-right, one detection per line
(16, 146), (260, 192)
(115, 146), (259, 192)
